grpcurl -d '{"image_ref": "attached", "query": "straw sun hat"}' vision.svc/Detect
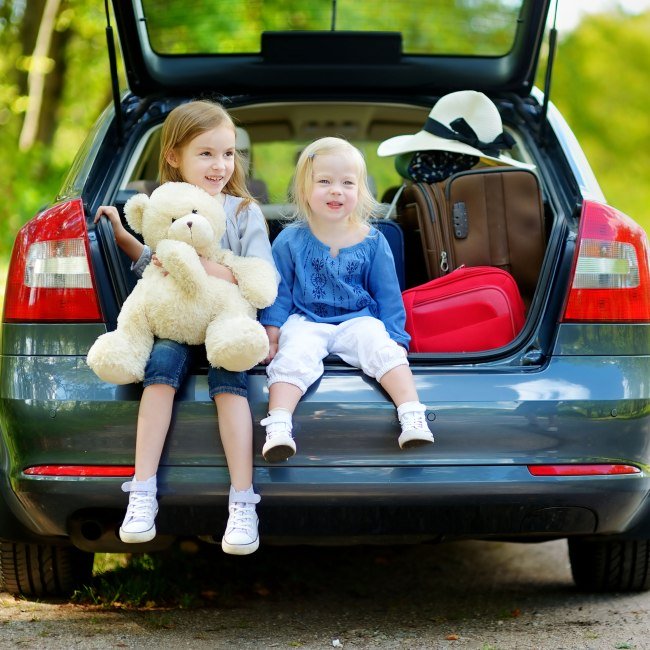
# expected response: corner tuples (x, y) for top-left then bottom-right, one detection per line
(377, 90), (531, 169)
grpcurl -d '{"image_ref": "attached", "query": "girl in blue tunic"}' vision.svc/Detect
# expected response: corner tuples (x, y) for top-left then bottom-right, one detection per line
(259, 137), (434, 462)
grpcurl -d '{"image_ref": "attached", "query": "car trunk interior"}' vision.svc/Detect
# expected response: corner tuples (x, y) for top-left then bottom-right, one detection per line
(106, 99), (554, 366)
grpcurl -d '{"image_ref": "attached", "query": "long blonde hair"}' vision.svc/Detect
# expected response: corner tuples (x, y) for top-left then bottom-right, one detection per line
(159, 100), (253, 211)
(290, 137), (378, 226)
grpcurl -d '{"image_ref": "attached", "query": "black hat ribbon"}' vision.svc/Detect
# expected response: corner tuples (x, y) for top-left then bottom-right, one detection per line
(423, 116), (515, 157)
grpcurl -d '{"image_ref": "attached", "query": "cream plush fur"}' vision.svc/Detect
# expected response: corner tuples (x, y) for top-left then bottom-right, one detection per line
(87, 182), (277, 385)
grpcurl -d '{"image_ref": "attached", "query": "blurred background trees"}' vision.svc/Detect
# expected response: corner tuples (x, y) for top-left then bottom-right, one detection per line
(0, 2), (648, 260)
(549, 9), (650, 216)
(0, 0), (112, 255)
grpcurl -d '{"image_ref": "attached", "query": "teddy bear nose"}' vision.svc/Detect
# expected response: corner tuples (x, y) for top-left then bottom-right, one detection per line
(187, 221), (193, 229)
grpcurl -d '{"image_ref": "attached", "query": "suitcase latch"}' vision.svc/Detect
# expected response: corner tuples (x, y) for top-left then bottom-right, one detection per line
(452, 202), (469, 239)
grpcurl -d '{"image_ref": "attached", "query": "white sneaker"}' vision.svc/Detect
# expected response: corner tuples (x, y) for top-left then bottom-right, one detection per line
(397, 402), (434, 449)
(221, 503), (259, 555)
(261, 409), (296, 462)
(119, 476), (158, 543)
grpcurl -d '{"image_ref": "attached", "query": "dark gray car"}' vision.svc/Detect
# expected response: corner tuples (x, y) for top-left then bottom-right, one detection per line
(2, 0), (650, 597)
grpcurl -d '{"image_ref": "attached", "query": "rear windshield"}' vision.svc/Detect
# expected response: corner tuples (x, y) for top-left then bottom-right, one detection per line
(140, 0), (523, 56)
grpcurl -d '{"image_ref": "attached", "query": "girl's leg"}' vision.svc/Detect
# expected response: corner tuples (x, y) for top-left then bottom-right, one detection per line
(120, 339), (190, 544)
(134, 384), (176, 480)
(260, 382), (302, 463)
(215, 394), (260, 556)
(209, 370), (260, 555)
(333, 317), (434, 449)
(214, 392), (254, 490)
(378, 364), (418, 406)
(262, 317), (331, 462)
(379, 364), (434, 448)
(268, 381), (303, 413)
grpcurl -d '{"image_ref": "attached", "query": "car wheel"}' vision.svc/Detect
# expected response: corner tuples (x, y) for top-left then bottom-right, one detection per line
(568, 537), (650, 592)
(0, 541), (94, 597)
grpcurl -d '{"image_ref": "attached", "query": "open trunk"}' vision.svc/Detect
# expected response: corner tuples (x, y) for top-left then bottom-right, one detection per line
(104, 97), (557, 361)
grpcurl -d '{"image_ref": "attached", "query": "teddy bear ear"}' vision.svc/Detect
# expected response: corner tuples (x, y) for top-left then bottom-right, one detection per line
(123, 193), (149, 234)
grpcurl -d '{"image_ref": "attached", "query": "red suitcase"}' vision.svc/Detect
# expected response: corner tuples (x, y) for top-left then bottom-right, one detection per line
(402, 266), (525, 353)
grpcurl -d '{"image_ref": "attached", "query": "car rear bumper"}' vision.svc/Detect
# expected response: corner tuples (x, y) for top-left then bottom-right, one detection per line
(6, 464), (649, 550)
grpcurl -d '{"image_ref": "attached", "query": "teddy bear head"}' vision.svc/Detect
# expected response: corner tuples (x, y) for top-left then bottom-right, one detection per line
(123, 181), (226, 256)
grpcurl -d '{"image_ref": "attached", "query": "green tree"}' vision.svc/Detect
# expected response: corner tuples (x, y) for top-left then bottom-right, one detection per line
(0, 0), (114, 256)
(551, 10), (650, 231)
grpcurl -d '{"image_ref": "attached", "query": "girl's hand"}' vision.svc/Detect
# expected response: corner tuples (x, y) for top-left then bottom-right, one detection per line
(263, 326), (280, 364)
(262, 341), (278, 365)
(151, 254), (168, 276)
(201, 258), (236, 283)
(94, 205), (145, 263)
(94, 205), (123, 231)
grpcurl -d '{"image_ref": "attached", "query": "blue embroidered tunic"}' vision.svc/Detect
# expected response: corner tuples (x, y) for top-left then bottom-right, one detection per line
(260, 223), (410, 348)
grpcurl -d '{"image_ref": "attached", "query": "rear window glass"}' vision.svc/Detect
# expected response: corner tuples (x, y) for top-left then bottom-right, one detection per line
(140, 0), (523, 56)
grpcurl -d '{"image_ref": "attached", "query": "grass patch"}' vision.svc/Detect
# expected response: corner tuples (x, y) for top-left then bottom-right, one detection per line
(75, 540), (273, 609)
(76, 545), (209, 608)
(75, 542), (405, 610)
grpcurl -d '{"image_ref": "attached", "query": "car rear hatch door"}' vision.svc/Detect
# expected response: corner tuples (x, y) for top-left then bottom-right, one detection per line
(111, 0), (552, 99)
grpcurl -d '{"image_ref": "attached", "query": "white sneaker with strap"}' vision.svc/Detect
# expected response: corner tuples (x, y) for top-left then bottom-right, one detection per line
(119, 475), (158, 543)
(261, 408), (296, 462)
(222, 486), (261, 555)
(397, 401), (435, 449)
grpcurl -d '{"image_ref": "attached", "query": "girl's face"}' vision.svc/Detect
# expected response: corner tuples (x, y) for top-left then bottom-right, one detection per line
(166, 125), (236, 196)
(308, 153), (360, 225)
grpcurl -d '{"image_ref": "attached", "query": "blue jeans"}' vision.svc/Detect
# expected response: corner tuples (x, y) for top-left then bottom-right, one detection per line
(143, 339), (248, 399)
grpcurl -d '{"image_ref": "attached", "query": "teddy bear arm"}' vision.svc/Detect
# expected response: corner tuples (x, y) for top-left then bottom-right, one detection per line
(224, 256), (278, 309)
(155, 239), (207, 296)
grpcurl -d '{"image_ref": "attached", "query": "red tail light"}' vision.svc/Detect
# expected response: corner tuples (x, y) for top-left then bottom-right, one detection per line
(528, 464), (641, 476)
(3, 199), (103, 322)
(561, 200), (650, 322)
(23, 465), (134, 477)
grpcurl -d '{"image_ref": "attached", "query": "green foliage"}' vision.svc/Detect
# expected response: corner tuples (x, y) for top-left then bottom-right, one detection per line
(77, 549), (205, 608)
(76, 543), (262, 608)
(550, 11), (650, 232)
(142, 0), (518, 55)
(0, 0), (118, 258)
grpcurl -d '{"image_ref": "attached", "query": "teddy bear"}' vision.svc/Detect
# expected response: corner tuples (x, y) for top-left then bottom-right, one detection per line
(86, 181), (278, 385)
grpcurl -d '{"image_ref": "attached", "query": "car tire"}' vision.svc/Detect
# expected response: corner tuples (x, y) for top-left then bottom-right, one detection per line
(0, 541), (94, 597)
(568, 537), (650, 592)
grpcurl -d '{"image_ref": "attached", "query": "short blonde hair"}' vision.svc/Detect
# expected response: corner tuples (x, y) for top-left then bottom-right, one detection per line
(159, 100), (253, 209)
(290, 137), (378, 225)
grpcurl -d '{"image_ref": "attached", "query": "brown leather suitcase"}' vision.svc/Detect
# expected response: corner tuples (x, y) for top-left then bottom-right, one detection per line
(397, 167), (546, 305)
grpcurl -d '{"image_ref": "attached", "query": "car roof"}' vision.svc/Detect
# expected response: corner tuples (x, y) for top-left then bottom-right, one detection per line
(111, 0), (552, 98)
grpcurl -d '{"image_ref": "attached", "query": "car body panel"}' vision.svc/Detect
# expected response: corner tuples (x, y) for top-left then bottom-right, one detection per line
(3, 352), (649, 468)
(3, 330), (650, 541)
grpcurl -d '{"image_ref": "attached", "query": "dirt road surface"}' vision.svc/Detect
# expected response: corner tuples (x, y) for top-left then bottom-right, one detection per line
(1, 539), (649, 649)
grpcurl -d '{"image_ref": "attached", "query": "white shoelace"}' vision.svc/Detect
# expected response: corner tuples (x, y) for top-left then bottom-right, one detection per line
(123, 491), (157, 524)
(226, 503), (257, 537)
(400, 409), (429, 432)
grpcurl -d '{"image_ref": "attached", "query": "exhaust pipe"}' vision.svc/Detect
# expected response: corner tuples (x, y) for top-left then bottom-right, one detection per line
(68, 512), (174, 553)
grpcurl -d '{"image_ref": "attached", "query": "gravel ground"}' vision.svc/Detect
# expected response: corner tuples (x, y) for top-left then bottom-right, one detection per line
(1, 539), (649, 649)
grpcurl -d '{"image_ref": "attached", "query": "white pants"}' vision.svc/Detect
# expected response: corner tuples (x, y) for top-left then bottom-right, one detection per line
(267, 314), (408, 394)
